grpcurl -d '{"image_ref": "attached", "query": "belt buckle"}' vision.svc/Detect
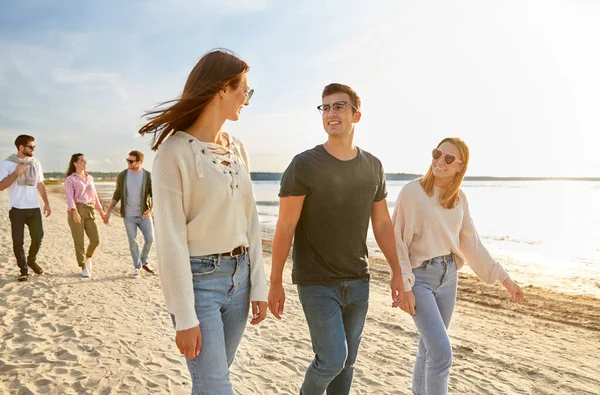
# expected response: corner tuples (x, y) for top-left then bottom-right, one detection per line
(229, 246), (244, 257)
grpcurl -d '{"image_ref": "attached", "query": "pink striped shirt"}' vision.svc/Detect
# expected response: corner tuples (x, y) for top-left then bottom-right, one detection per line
(64, 172), (102, 211)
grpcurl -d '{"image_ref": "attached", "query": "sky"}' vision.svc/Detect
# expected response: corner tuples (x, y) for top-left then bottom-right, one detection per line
(1, 0), (599, 177)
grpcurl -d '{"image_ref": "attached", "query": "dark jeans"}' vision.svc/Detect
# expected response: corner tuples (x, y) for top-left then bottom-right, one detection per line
(9, 208), (44, 274)
(298, 279), (370, 395)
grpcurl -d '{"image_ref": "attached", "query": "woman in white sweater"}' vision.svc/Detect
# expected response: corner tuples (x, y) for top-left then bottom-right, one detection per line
(391, 137), (524, 395)
(138, 49), (268, 395)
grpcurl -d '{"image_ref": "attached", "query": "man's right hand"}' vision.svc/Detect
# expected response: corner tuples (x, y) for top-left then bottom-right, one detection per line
(268, 282), (286, 319)
(103, 212), (111, 225)
(176, 325), (202, 360)
(15, 163), (29, 176)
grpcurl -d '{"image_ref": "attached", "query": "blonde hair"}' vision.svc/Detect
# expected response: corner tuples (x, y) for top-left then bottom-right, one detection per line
(420, 137), (469, 209)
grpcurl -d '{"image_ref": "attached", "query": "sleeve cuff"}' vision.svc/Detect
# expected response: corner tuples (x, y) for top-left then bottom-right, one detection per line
(497, 266), (509, 283)
(174, 311), (200, 331)
(402, 274), (415, 292)
(250, 286), (268, 302)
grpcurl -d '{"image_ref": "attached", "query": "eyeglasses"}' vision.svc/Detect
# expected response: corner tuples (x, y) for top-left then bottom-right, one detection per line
(244, 87), (254, 101)
(126, 159), (138, 164)
(26, 145), (35, 150)
(432, 148), (463, 165)
(317, 101), (358, 115)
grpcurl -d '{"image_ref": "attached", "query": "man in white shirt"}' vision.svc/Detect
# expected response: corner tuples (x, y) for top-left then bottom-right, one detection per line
(0, 135), (51, 281)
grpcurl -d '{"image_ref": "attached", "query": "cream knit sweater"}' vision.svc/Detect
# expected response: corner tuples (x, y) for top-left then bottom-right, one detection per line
(152, 131), (267, 331)
(392, 180), (509, 291)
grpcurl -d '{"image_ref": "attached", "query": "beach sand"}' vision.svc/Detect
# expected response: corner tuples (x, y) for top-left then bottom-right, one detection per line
(0, 189), (599, 394)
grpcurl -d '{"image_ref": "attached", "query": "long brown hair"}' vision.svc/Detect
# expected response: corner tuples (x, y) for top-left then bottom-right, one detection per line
(420, 137), (470, 209)
(65, 153), (84, 178)
(138, 49), (250, 151)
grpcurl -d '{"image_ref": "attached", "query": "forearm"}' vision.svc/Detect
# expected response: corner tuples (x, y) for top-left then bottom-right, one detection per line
(154, 187), (197, 330)
(93, 192), (104, 213)
(373, 222), (402, 276)
(0, 172), (19, 191)
(459, 231), (508, 283)
(247, 204), (268, 301)
(270, 224), (294, 284)
(106, 199), (117, 214)
(37, 183), (49, 205)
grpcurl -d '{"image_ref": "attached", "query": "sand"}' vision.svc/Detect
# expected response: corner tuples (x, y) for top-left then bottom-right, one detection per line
(0, 188), (598, 394)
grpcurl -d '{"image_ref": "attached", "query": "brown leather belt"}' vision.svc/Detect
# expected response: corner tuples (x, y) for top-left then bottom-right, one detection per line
(211, 245), (246, 258)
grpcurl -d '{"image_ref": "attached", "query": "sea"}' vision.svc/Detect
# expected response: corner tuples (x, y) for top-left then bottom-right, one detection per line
(96, 180), (600, 298)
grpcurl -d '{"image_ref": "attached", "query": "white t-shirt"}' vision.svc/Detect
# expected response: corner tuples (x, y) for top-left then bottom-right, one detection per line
(0, 160), (44, 210)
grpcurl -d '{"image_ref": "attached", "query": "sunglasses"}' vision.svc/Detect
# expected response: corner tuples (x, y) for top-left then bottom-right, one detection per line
(126, 159), (138, 164)
(432, 148), (463, 165)
(26, 145), (35, 150)
(244, 87), (254, 101)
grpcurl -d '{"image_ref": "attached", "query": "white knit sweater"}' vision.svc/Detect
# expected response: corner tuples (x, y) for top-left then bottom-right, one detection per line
(152, 131), (268, 330)
(392, 180), (509, 291)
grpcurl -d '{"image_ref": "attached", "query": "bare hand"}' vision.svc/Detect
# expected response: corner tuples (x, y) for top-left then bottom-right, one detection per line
(99, 211), (107, 225)
(503, 278), (525, 303)
(142, 208), (153, 219)
(268, 282), (286, 319)
(175, 325), (202, 360)
(393, 290), (416, 316)
(251, 301), (268, 325)
(72, 210), (82, 224)
(390, 274), (405, 304)
(103, 212), (110, 225)
(44, 205), (51, 217)
(15, 163), (29, 176)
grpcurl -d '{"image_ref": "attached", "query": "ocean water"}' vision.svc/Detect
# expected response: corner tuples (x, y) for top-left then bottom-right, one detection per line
(96, 180), (600, 298)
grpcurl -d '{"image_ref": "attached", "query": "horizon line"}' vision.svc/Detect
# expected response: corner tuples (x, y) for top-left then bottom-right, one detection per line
(42, 171), (600, 182)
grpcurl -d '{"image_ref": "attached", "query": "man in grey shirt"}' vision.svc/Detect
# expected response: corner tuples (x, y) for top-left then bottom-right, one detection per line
(105, 150), (154, 277)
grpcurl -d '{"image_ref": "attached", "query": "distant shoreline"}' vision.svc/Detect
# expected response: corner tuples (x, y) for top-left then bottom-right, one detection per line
(42, 171), (600, 182)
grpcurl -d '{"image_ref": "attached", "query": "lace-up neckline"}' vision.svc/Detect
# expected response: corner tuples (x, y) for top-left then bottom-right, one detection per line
(198, 134), (236, 166)
(203, 143), (234, 166)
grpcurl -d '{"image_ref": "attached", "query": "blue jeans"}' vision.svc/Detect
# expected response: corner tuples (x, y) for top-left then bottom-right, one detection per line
(297, 279), (370, 395)
(411, 254), (458, 395)
(172, 252), (250, 395)
(123, 216), (154, 269)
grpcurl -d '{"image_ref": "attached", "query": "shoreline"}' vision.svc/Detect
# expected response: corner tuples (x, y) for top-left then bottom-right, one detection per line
(1, 189), (597, 393)
(51, 184), (600, 329)
(262, 238), (600, 332)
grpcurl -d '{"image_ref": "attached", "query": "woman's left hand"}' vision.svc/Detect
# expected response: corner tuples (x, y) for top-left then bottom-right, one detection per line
(502, 277), (525, 303)
(250, 301), (267, 325)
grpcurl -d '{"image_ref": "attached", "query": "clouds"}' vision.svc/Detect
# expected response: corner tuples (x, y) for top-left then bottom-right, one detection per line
(0, 1), (599, 176)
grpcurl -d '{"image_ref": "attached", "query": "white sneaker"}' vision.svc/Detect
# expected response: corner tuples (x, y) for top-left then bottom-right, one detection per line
(81, 268), (91, 278)
(131, 268), (141, 278)
(85, 258), (93, 277)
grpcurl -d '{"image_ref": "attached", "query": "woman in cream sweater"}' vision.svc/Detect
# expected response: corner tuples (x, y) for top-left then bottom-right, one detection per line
(138, 49), (268, 395)
(391, 137), (524, 395)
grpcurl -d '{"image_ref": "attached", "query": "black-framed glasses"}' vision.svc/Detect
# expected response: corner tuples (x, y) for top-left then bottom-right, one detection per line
(126, 159), (138, 164)
(317, 101), (358, 115)
(244, 87), (254, 102)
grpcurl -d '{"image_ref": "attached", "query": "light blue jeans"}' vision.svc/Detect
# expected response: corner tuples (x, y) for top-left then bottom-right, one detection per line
(411, 253), (457, 395)
(297, 279), (370, 395)
(123, 216), (154, 269)
(172, 252), (250, 395)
